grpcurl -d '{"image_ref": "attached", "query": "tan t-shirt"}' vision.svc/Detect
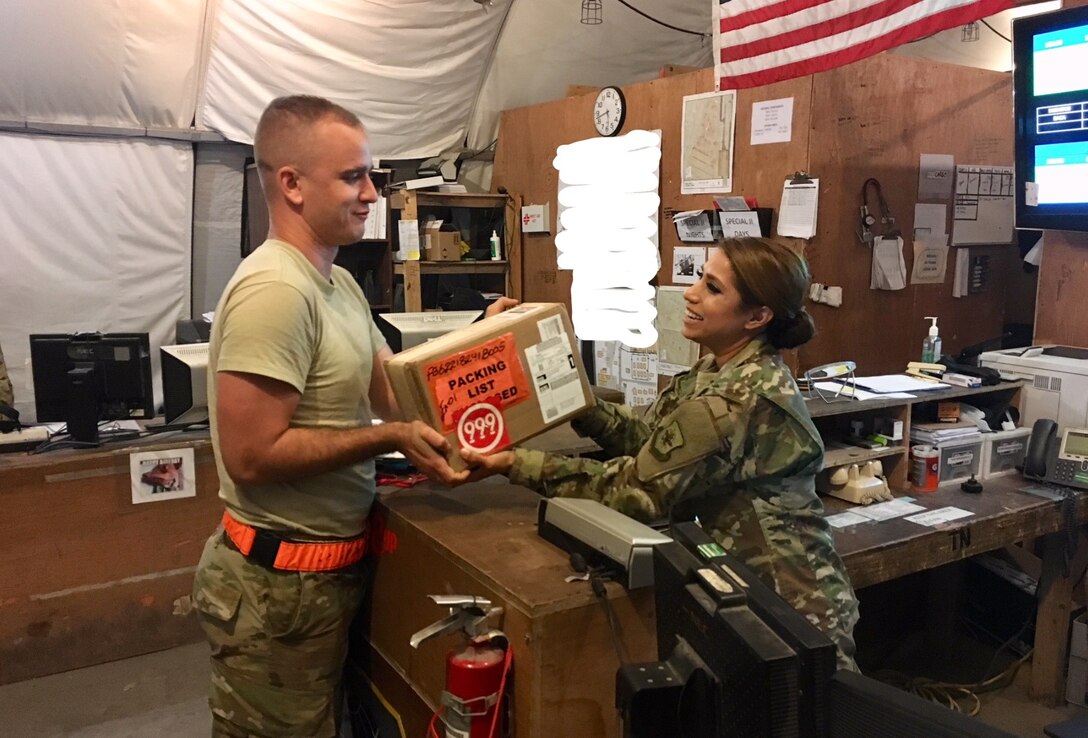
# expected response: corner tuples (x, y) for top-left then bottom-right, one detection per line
(208, 239), (386, 538)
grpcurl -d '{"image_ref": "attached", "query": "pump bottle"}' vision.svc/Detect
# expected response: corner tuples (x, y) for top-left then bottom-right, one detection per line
(489, 230), (501, 261)
(922, 316), (942, 363)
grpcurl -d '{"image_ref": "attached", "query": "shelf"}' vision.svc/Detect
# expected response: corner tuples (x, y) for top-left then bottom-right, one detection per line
(391, 191), (510, 210)
(806, 380), (1023, 418)
(822, 444), (906, 471)
(394, 261), (508, 275)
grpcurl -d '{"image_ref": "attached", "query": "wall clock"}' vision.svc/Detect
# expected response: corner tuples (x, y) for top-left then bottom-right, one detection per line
(593, 86), (626, 137)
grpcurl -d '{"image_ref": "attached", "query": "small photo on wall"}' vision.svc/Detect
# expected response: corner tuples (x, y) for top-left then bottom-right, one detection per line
(672, 246), (707, 285)
(130, 447), (197, 504)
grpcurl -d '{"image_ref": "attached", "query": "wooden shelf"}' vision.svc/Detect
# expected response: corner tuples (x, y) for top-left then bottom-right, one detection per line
(822, 444), (906, 471)
(394, 260), (508, 275)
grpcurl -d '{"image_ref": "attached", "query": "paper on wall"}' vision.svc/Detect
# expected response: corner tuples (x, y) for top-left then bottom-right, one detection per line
(918, 154), (954, 200)
(718, 210), (761, 238)
(672, 246), (707, 285)
(910, 238), (949, 285)
(656, 286), (699, 376)
(870, 236), (906, 290)
(952, 165), (1014, 245)
(593, 340), (622, 390)
(673, 211), (714, 242)
(751, 97), (793, 145)
(913, 203), (947, 240)
(778, 178), (818, 238)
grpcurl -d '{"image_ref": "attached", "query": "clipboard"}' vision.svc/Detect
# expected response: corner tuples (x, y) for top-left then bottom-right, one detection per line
(778, 171), (819, 238)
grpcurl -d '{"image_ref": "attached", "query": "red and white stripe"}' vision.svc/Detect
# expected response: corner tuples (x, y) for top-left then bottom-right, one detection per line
(715, 0), (1012, 90)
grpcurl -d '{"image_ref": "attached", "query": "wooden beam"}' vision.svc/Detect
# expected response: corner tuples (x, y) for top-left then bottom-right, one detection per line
(565, 85), (597, 98)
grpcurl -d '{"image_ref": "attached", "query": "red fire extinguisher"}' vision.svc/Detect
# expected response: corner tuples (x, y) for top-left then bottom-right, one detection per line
(410, 595), (512, 738)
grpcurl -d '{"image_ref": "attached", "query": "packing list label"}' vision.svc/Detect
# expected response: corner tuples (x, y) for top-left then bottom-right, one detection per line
(424, 333), (530, 433)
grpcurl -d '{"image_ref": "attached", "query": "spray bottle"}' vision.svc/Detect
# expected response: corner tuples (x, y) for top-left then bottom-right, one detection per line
(489, 230), (501, 261)
(922, 316), (942, 363)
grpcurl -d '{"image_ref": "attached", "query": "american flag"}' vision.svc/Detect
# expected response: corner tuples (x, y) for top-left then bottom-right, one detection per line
(715, 0), (1012, 90)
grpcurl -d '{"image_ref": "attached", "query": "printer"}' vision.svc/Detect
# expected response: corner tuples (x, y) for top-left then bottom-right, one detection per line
(978, 345), (1088, 430)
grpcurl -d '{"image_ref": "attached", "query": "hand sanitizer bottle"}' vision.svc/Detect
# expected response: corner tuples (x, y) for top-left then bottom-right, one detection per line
(489, 230), (501, 261)
(922, 316), (942, 363)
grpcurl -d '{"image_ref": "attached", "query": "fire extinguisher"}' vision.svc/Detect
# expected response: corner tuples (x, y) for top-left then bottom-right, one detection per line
(410, 595), (512, 738)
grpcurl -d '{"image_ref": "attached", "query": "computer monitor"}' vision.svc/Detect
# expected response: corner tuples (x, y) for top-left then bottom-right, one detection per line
(29, 332), (154, 443)
(376, 310), (482, 353)
(161, 343), (209, 425)
(619, 539), (803, 737)
(1013, 4), (1088, 231)
(619, 537), (1018, 738)
(670, 522), (837, 738)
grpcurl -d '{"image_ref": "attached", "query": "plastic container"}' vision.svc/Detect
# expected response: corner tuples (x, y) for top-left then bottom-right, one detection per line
(911, 444), (940, 493)
(937, 437), (983, 485)
(922, 316), (942, 363)
(981, 427), (1031, 479)
(489, 230), (501, 261)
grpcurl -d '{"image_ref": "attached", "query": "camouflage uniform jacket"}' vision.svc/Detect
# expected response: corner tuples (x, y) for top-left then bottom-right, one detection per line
(510, 338), (859, 664)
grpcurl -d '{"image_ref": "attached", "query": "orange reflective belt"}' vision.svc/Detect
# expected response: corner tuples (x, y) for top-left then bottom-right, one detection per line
(221, 511), (368, 572)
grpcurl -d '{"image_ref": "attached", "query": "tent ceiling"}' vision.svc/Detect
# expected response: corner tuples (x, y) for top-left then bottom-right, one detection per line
(0, 1), (1050, 157)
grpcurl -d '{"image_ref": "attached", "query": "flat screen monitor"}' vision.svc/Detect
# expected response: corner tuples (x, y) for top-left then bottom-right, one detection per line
(1013, 5), (1088, 231)
(161, 343), (209, 425)
(29, 332), (154, 443)
(376, 310), (482, 353)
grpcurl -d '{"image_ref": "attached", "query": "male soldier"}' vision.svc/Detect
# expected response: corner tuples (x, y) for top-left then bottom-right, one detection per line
(192, 95), (511, 737)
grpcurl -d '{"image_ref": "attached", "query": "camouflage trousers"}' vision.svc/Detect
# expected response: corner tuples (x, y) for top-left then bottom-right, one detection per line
(192, 532), (368, 737)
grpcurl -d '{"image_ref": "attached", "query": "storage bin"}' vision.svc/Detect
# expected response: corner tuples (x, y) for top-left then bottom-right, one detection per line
(937, 437), (983, 484)
(981, 427), (1031, 479)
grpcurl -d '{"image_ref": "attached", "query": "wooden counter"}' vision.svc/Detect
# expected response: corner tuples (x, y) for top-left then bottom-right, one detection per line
(357, 478), (657, 738)
(0, 431), (221, 684)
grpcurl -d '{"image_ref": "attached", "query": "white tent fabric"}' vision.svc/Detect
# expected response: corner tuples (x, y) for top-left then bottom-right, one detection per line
(467, 1), (713, 152)
(199, 0), (511, 158)
(0, 0), (207, 129)
(0, 132), (194, 421)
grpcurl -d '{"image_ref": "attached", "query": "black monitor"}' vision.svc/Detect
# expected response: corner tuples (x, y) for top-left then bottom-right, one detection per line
(618, 536), (1018, 737)
(29, 332), (154, 443)
(618, 539), (803, 737)
(1013, 4), (1088, 231)
(160, 343), (209, 425)
(670, 522), (837, 738)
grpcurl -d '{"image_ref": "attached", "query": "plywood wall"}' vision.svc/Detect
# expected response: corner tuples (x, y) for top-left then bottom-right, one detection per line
(1035, 230), (1088, 346)
(494, 53), (1028, 374)
(802, 54), (1023, 371)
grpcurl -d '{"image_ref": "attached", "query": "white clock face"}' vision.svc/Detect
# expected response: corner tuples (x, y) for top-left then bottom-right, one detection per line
(593, 86), (626, 137)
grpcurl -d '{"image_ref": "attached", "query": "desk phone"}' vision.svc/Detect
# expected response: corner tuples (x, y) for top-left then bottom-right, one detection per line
(1024, 419), (1088, 490)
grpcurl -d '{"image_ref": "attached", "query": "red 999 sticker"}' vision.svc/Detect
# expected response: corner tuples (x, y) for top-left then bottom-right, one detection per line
(457, 402), (508, 454)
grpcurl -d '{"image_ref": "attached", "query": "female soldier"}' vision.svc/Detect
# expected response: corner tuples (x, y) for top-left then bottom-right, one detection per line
(462, 237), (860, 669)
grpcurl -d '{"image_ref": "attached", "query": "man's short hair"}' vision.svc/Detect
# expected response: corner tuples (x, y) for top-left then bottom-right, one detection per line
(254, 95), (364, 177)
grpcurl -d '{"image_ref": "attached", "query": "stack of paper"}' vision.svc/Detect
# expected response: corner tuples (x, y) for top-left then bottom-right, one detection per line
(910, 420), (981, 445)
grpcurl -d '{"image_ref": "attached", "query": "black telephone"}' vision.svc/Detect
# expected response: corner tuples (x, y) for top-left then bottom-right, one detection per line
(1024, 418), (1088, 489)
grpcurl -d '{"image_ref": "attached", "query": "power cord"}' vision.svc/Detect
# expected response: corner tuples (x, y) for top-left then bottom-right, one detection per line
(570, 552), (629, 664)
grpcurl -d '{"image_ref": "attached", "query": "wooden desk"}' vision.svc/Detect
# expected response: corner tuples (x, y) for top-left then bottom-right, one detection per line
(0, 432), (221, 684)
(828, 476), (1088, 705)
(362, 474), (1088, 735)
(360, 479), (656, 738)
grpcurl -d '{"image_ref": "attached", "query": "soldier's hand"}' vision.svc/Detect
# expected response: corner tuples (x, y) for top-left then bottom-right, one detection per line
(484, 297), (519, 319)
(460, 448), (516, 481)
(399, 421), (469, 485)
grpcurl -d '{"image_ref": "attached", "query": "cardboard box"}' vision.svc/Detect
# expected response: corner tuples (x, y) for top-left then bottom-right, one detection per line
(425, 230), (461, 261)
(385, 303), (593, 469)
